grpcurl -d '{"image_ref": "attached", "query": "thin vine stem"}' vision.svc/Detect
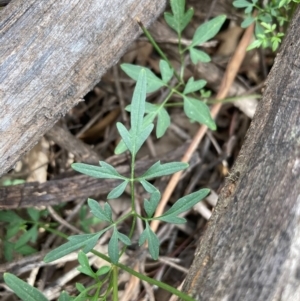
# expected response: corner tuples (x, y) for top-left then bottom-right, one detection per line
(136, 18), (182, 83)
(119, 151), (137, 258)
(91, 249), (196, 301)
(112, 265), (118, 301)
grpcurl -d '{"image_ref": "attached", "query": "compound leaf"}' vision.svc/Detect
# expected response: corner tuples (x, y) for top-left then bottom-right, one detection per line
(164, 0), (194, 34)
(116, 70), (154, 156)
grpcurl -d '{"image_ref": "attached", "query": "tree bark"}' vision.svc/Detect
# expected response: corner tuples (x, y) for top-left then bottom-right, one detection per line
(0, 0), (166, 176)
(183, 7), (300, 301)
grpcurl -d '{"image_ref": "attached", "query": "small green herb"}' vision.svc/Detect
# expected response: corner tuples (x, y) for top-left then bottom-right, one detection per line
(0, 208), (50, 261)
(233, 0), (300, 51)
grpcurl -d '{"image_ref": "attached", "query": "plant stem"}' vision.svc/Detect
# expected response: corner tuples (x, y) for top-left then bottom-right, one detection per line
(76, 282), (99, 298)
(129, 147), (138, 226)
(91, 250), (196, 301)
(206, 94), (261, 104)
(130, 155), (136, 211)
(178, 31), (186, 81)
(164, 102), (184, 107)
(118, 151), (137, 259)
(136, 19), (182, 83)
(112, 265), (118, 301)
(42, 226), (69, 239)
(119, 214), (136, 258)
(130, 89), (174, 140)
(113, 211), (133, 225)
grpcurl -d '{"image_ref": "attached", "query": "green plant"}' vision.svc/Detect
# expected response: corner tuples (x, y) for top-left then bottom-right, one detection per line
(3, 0), (226, 300)
(0, 208), (52, 261)
(233, 0), (300, 51)
(4, 70), (209, 301)
(117, 13), (226, 145)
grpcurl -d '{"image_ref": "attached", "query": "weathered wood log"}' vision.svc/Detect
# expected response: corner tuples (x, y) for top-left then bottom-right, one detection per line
(0, 0), (166, 177)
(182, 6), (300, 301)
(46, 124), (101, 164)
(0, 143), (193, 209)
